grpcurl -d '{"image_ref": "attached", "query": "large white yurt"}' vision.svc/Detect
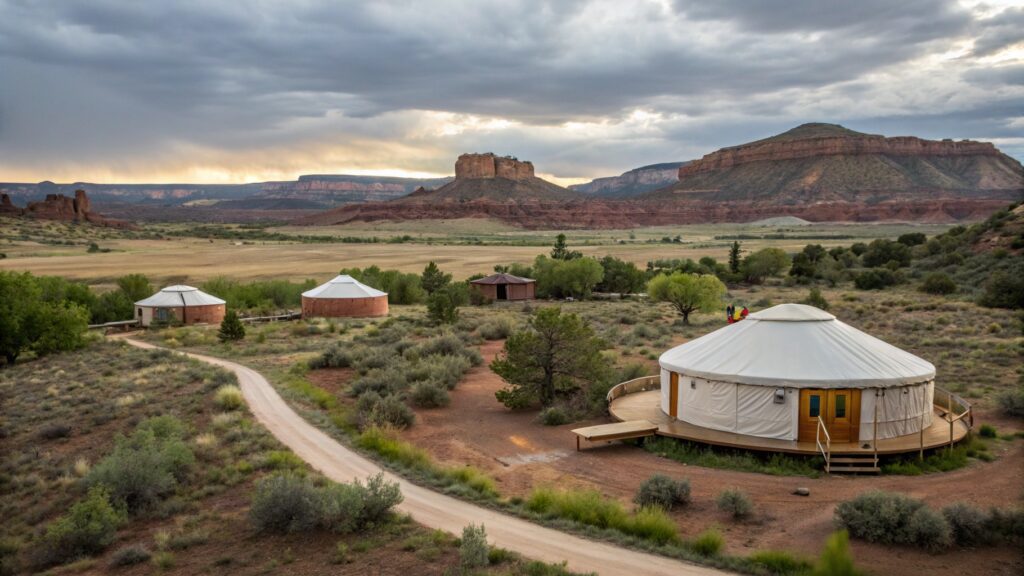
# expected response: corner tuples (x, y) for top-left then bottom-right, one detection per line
(658, 303), (935, 444)
(135, 285), (226, 327)
(301, 275), (389, 318)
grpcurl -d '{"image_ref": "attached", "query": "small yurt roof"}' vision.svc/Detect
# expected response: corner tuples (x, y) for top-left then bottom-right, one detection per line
(659, 303), (935, 388)
(470, 273), (535, 285)
(302, 275), (387, 299)
(135, 285), (226, 307)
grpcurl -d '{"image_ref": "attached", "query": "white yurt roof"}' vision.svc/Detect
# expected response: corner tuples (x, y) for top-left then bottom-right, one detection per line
(135, 285), (226, 307)
(659, 303), (935, 388)
(302, 275), (387, 299)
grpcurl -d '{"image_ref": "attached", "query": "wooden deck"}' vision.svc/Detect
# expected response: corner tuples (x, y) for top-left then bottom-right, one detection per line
(571, 420), (659, 450)
(609, 389), (970, 456)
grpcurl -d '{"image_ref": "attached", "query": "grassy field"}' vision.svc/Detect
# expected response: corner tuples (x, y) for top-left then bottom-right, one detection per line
(0, 217), (953, 287)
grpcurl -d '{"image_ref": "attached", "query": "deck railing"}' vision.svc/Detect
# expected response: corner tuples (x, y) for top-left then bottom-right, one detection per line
(605, 375), (661, 403)
(816, 416), (832, 473)
(934, 385), (974, 451)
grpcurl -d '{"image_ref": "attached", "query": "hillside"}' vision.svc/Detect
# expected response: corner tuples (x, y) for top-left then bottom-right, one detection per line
(569, 162), (689, 197)
(646, 123), (1024, 202)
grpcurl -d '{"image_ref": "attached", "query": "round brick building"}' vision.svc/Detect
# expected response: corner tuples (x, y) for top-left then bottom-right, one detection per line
(301, 275), (389, 318)
(135, 285), (226, 327)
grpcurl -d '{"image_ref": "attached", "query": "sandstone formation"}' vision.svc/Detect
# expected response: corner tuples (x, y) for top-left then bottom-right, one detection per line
(455, 153), (535, 180)
(570, 162), (688, 198)
(1, 189), (136, 229)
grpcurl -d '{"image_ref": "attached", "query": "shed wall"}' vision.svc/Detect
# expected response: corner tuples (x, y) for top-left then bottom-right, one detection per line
(137, 304), (225, 327)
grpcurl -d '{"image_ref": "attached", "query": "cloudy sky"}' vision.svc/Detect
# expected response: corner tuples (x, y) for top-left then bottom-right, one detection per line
(1, 0), (1021, 185)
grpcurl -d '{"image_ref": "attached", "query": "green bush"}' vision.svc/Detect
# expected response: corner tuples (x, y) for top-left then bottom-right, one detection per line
(409, 381), (450, 408)
(443, 466), (499, 498)
(942, 502), (990, 546)
(87, 418), (194, 513)
(690, 528), (723, 556)
(716, 488), (753, 520)
(459, 524), (489, 569)
(408, 354), (472, 389)
(996, 388), (1024, 417)
(357, 426), (433, 471)
(477, 317), (515, 340)
(318, 483), (364, 534)
(525, 487), (678, 544)
(803, 287), (830, 310)
(359, 473), (403, 525)
(862, 239), (912, 268)
(978, 269), (1024, 309)
(109, 545), (151, 567)
(214, 385), (244, 411)
(41, 487), (123, 566)
(217, 310), (246, 342)
(538, 406), (570, 426)
(834, 490), (952, 551)
(813, 531), (860, 576)
(249, 474), (321, 534)
(633, 474), (690, 510)
(907, 507), (952, 552)
(853, 268), (900, 290)
(748, 550), (812, 574)
(920, 272), (957, 295)
(623, 507), (679, 545)
(978, 424), (997, 438)
(309, 345), (353, 369)
(356, 393), (415, 430)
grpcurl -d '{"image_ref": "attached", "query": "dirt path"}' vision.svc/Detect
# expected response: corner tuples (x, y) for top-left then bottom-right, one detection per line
(122, 338), (730, 576)
(398, 340), (1024, 576)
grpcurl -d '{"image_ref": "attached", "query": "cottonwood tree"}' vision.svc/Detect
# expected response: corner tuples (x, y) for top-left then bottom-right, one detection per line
(647, 272), (726, 325)
(420, 261), (452, 295)
(491, 307), (610, 408)
(741, 248), (791, 283)
(0, 271), (88, 365)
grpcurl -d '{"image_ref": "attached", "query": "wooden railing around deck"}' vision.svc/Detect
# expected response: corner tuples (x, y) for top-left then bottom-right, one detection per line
(816, 416), (832, 473)
(931, 385), (974, 456)
(606, 375), (661, 404)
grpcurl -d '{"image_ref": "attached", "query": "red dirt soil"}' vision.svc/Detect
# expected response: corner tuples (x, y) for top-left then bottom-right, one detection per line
(378, 341), (1024, 576)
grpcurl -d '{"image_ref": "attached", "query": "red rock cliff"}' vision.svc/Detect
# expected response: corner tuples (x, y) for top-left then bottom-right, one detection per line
(6, 189), (136, 229)
(455, 153), (535, 180)
(681, 134), (1000, 177)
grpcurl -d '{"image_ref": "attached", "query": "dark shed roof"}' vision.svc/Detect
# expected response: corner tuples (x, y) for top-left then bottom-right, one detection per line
(470, 273), (536, 285)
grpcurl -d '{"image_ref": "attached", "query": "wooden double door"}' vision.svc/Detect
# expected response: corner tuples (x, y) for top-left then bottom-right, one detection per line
(798, 389), (860, 443)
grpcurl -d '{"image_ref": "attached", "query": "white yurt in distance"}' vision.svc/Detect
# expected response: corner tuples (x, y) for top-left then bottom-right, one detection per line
(135, 285), (226, 327)
(301, 275), (389, 318)
(658, 303), (935, 444)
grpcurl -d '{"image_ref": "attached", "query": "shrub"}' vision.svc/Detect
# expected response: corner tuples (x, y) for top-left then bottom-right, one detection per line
(525, 487), (678, 544)
(38, 423), (72, 440)
(109, 545), (151, 567)
(978, 270), (1024, 309)
(986, 507), (1024, 543)
(217, 310), (246, 342)
(978, 424), (997, 438)
(633, 474), (690, 510)
(357, 394), (415, 429)
(803, 287), (830, 310)
(41, 487), (123, 565)
(813, 531), (860, 576)
(357, 426), (433, 471)
(408, 354), (472, 389)
(249, 474), (321, 534)
(907, 506), (953, 552)
(920, 272), (957, 295)
(835, 490), (952, 551)
(409, 381), (450, 408)
(748, 550), (812, 575)
(854, 268), (899, 290)
(318, 482), (365, 534)
(459, 524), (489, 569)
(996, 388), (1024, 417)
(309, 346), (353, 369)
(622, 507), (678, 545)
(716, 488), (753, 520)
(942, 502), (990, 546)
(444, 467), (499, 498)
(87, 419), (194, 513)
(477, 317), (515, 340)
(537, 406), (570, 426)
(358, 473), (403, 526)
(214, 385), (244, 411)
(690, 528), (724, 556)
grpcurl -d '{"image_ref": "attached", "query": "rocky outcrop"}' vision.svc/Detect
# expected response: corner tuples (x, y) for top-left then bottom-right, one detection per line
(680, 132), (1003, 178)
(570, 162), (688, 198)
(455, 153), (535, 180)
(2, 189), (136, 229)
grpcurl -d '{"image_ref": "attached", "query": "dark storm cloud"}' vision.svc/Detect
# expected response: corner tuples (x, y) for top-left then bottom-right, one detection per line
(0, 0), (1021, 180)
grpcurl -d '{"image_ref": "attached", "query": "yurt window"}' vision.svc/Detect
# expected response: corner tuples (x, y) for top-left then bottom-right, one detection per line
(835, 395), (847, 418)
(809, 395), (821, 418)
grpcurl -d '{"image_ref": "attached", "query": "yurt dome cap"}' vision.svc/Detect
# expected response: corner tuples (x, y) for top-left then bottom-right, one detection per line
(135, 285), (226, 307)
(659, 303), (935, 388)
(302, 275), (387, 299)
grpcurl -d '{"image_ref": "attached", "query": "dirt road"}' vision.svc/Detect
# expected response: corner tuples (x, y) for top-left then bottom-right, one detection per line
(123, 338), (729, 576)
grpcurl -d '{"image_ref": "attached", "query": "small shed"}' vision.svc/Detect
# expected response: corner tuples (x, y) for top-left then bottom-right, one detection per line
(301, 275), (389, 318)
(470, 273), (535, 301)
(135, 285), (226, 327)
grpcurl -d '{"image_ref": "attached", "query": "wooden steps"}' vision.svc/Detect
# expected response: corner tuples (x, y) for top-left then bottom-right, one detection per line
(827, 454), (880, 474)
